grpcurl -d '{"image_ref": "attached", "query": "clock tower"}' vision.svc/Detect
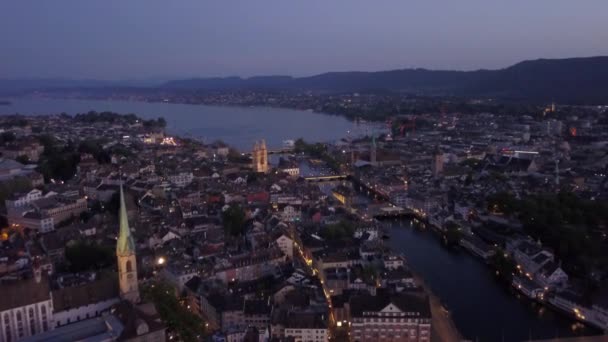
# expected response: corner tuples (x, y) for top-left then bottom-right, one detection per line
(116, 185), (140, 303)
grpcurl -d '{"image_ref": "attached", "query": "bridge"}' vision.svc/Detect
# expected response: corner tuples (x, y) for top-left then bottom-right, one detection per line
(267, 148), (294, 155)
(304, 174), (349, 182)
(373, 207), (415, 219)
(243, 148), (294, 156)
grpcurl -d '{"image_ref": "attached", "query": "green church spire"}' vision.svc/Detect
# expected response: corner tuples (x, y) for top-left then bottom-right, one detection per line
(116, 185), (135, 255)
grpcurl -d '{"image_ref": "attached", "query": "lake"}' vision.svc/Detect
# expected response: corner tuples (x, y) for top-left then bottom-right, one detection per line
(0, 97), (384, 150)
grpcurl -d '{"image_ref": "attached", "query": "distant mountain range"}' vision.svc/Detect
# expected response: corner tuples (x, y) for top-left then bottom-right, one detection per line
(162, 56), (608, 104)
(2, 57), (608, 104)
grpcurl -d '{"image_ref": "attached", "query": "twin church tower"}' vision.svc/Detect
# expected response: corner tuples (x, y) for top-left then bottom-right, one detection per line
(252, 140), (269, 173)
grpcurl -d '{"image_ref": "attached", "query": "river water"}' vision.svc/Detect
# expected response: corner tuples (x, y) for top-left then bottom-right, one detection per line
(386, 221), (599, 342)
(1, 97), (601, 341)
(0, 97), (384, 150)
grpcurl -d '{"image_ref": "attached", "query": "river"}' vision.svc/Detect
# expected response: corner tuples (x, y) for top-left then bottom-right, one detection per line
(386, 221), (599, 342)
(0, 97), (385, 150)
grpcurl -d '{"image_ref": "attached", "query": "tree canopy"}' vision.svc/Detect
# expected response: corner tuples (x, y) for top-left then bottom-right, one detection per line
(222, 204), (246, 236)
(141, 282), (205, 342)
(64, 241), (115, 273)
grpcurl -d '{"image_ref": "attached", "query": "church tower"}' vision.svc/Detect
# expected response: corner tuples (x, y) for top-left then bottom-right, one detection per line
(252, 140), (268, 173)
(117, 185), (140, 303)
(432, 147), (443, 177)
(259, 140), (268, 172)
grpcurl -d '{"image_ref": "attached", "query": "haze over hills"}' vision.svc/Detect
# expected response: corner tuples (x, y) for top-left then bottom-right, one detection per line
(2, 57), (608, 104)
(163, 56), (608, 103)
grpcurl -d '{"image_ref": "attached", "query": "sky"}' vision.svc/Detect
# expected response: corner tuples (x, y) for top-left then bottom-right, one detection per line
(1, 1), (607, 80)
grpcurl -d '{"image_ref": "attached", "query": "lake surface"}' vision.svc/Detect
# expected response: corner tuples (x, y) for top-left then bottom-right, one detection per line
(0, 97), (384, 150)
(386, 222), (599, 342)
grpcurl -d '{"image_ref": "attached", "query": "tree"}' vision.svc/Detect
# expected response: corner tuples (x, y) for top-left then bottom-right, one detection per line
(64, 241), (115, 272)
(0, 131), (16, 145)
(320, 220), (355, 241)
(15, 155), (29, 164)
(141, 282), (205, 341)
(0, 177), (32, 210)
(222, 204), (246, 236)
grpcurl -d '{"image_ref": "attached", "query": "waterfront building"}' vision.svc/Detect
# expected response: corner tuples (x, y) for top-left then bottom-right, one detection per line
(349, 292), (431, 342)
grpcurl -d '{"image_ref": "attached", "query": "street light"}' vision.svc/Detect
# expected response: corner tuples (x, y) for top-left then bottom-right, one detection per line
(157, 257), (166, 265)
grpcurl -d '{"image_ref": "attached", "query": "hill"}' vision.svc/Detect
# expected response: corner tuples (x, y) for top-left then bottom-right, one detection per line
(163, 56), (608, 104)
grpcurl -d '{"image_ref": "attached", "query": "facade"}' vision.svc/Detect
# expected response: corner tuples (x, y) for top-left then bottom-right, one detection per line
(168, 172), (194, 187)
(349, 293), (432, 342)
(0, 272), (53, 342)
(52, 275), (120, 327)
(282, 167), (300, 176)
(283, 312), (329, 342)
(276, 234), (294, 259)
(9, 211), (54, 233)
(383, 255), (405, 270)
(30, 195), (87, 225)
(5, 189), (42, 209)
(252, 140), (269, 173)
(117, 186), (140, 304)
(7, 193), (88, 232)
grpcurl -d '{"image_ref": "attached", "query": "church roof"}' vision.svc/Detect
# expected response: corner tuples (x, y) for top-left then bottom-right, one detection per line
(117, 185), (135, 255)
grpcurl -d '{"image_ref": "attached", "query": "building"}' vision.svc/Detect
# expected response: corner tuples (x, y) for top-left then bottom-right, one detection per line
(283, 312), (329, 342)
(7, 194), (87, 232)
(10, 211), (55, 233)
(52, 273), (120, 327)
(0, 268), (53, 341)
(0, 158), (43, 186)
(30, 195), (87, 225)
(0, 142), (44, 162)
(349, 292), (432, 342)
(5, 189), (42, 209)
(252, 140), (268, 173)
(276, 234), (294, 259)
(117, 186), (140, 304)
(168, 172), (194, 188)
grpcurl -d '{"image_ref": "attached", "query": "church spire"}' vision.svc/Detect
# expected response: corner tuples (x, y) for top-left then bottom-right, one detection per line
(116, 184), (140, 303)
(116, 185), (135, 255)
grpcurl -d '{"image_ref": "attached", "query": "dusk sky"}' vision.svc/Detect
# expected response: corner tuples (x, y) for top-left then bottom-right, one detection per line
(2, 1), (607, 80)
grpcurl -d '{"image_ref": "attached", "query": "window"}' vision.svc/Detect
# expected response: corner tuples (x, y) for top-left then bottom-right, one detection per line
(16, 312), (24, 338)
(126, 260), (133, 272)
(40, 306), (48, 331)
(4, 313), (12, 342)
(29, 308), (36, 335)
